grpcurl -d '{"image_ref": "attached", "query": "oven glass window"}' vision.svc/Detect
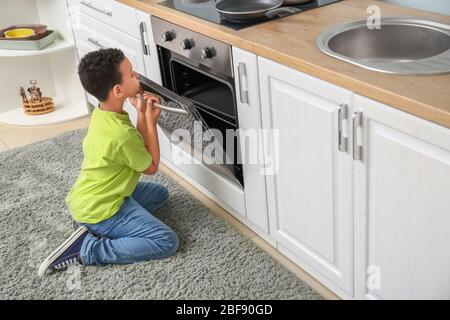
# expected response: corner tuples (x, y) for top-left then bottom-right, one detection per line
(170, 60), (236, 121)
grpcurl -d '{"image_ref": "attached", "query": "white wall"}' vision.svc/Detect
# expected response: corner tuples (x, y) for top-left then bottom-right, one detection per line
(382, 0), (450, 15)
(0, 0), (73, 41)
(0, 0), (40, 29)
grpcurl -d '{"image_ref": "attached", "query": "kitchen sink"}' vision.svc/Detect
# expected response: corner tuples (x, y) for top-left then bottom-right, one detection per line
(316, 17), (450, 75)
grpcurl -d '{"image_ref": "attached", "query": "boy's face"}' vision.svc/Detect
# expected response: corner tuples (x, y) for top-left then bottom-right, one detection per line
(115, 57), (140, 99)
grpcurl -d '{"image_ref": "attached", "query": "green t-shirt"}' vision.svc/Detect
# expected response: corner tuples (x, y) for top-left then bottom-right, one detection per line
(65, 106), (152, 224)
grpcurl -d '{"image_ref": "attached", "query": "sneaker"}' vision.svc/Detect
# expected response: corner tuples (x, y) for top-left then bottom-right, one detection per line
(38, 226), (88, 277)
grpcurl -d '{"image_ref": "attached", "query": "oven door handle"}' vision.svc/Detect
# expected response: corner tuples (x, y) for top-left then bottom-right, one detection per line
(137, 93), (189, 115)
(153, 102), (189, 115)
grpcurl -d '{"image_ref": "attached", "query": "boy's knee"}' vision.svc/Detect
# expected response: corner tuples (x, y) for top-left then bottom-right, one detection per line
(158, 230), (179, 258)
(159, 185), (169, 203)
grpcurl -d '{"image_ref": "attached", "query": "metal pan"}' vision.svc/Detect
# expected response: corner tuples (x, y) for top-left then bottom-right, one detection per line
(282, 0), (311, 4)
(215, 0), (302, 23)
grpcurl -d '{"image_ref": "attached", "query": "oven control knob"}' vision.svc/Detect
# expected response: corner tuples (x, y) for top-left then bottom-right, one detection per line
(162, 31), (174, 42)
(201, 47), (214, 59)
(181, 39), (193, 50)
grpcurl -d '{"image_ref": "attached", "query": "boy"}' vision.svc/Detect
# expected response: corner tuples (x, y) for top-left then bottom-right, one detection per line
(38, 48), (179, 277)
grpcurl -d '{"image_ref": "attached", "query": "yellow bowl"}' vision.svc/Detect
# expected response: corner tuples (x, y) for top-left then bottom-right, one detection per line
(4, 28), (36, 39)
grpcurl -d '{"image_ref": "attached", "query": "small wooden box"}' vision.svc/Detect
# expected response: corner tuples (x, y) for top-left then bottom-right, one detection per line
(22, 97), (54, 115)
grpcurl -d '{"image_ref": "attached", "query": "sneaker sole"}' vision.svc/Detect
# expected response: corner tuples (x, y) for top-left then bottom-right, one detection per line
(37, 226), (88, 277)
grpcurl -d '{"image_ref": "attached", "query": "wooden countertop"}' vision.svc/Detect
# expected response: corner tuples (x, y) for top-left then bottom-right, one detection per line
(118, 0), (450, 128)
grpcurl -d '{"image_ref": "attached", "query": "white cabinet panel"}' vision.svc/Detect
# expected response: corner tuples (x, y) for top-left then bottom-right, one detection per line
(233, 47), (270, 234)
(354, 95), (450, 300)
(258, 57), (354, 295)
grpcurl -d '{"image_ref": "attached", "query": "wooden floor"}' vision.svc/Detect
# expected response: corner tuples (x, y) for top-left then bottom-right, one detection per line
(0, 115), (339, 300)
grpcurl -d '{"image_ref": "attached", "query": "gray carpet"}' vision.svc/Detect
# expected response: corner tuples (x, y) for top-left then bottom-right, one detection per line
(0, 128), (322, 300)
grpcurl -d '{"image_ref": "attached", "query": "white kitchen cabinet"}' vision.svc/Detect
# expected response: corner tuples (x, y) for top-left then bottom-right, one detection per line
(232, 47), (272, 243)
(257, 56), (450, 300)
(354, 95), (450, 300)
(258, 57), (354, 297)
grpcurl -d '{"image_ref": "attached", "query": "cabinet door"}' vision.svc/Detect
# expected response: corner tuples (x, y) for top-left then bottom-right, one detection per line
(233, 47), (270, 232)
(354, 95), (450, 300)
(258, 57), (354, 295)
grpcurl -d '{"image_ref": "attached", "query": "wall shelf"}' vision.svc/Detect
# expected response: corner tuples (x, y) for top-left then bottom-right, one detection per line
(0, 99), (89, 126)
(0, 38), (75, 58)
(0, 0), (90, 126)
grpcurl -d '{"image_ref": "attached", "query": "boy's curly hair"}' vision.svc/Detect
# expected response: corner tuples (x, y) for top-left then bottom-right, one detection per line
(78, 48), (125, 102)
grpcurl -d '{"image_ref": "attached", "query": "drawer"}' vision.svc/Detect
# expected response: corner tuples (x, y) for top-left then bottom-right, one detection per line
(68, 0), (139, 38)
(72, 10), (146, 75)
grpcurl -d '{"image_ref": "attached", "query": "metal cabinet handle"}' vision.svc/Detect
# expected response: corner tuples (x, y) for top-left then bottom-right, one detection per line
(87, 37), (106, 49)
(338, 103), (348, 152)
(81, 1), (113, 17)
(139, 22), (150, 56)
(352, 111), (363, 161)
(238, 62), (249, 104)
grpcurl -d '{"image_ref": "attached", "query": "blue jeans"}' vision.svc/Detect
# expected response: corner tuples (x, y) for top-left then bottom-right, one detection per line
(78, 181), (179, 266)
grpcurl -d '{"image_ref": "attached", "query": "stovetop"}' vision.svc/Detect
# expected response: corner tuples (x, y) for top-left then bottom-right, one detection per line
(158, 0), (321, 30)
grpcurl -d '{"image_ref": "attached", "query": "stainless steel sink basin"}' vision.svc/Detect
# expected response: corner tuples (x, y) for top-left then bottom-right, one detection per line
(316, 17), (450, 75)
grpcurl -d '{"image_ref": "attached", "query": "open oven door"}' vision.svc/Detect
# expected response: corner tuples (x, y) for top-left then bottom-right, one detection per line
(139, 74), (243, 188)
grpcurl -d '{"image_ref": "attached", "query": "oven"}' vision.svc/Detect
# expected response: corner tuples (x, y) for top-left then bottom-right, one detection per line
(139, 16), (244, 188)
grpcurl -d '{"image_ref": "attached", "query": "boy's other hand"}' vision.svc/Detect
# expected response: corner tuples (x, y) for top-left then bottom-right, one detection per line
(129, 94), (147, 114)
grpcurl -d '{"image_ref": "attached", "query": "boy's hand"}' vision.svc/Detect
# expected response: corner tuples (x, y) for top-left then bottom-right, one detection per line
(129, 94), (147, 114)
(143, 93), (161, 125)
